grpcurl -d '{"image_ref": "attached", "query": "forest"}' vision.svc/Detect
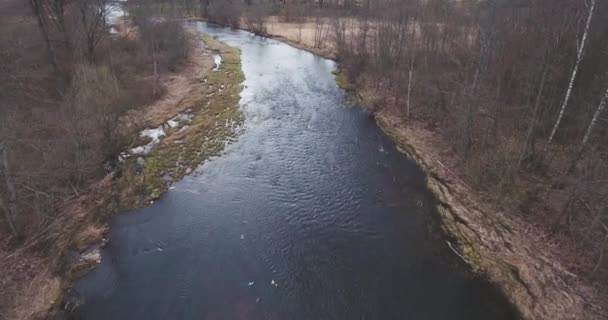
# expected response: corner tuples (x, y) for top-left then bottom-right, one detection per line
(1, 0), (608, 318)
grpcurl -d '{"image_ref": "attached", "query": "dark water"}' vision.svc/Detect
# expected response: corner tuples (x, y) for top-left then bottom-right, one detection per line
(73, 22), (517, 320)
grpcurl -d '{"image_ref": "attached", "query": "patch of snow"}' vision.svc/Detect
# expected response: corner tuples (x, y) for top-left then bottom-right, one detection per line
(213, 54), (222, 71)
(142, 127), (166, 143)
(81, 249), (102, 264)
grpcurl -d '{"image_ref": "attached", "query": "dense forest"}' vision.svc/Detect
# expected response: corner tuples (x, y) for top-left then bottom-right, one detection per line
(1, 0), (608, 318)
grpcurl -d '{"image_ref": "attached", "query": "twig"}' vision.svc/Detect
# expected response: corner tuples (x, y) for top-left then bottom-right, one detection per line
(446, 240), (468, 263)
(437, 160), (471, 190)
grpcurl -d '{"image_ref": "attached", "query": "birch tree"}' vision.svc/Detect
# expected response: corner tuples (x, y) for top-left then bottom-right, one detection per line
(580, 87), (607, 151)
(568, 86), (608, 172)
(546, 0), (596, 147)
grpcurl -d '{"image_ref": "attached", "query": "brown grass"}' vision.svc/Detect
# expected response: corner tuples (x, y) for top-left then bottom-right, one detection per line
(127, 33), (215, 127)
(73, 224), (107, 252)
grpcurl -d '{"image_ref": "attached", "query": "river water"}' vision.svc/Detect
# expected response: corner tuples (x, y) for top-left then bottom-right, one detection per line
(73, 22), (517, 320)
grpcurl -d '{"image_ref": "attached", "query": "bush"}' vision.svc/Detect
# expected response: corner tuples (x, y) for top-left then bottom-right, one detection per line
(138, 19), (189, 72)
(68, 64), (124, 163)
(207, 0), (242, 28)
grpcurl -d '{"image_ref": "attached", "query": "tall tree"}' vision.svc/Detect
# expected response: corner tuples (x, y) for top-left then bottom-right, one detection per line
(30, 0), (59, 73)
(0, 143), (18, 237)
(546, 0), (596, 147)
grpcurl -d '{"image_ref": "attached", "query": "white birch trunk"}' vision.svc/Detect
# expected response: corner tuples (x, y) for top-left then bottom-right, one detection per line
(568, 86), (608, 173)
(406, 56), (415, 119)
(581, 87), (608, 150)
(546, 0), (596, 146)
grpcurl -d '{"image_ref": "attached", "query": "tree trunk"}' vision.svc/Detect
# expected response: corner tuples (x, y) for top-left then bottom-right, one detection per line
(30, 0), (60, 73)
(545, 0), (596, 147)
(568, 86), (608, 172)
(580, 87), (607, 151)
(406, 57), (415, 119)
(0, 144), (18, 237)
(518, 65), (548, 168)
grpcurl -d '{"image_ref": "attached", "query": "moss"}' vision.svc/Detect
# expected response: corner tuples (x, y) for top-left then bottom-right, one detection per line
(133, 35), (245, 202)
(333, 69), (354, 91)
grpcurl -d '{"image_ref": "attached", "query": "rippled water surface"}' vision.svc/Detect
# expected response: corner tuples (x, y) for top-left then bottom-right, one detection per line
(74, 22), (517, 320)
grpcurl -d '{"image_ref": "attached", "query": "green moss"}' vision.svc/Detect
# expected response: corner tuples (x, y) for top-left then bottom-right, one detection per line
(333, 69), (353, 91)
(121, 34), (245, 202)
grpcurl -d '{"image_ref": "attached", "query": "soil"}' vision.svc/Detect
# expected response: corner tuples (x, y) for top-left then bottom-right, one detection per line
(129, 39), (216, 127)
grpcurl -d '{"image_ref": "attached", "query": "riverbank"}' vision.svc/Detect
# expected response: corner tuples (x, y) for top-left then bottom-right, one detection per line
(239, 18), (607, 320)
(0, 34), (245, 320)
(375, 113), (602, 319)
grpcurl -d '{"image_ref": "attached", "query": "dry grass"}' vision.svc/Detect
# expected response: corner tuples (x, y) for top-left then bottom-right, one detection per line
(126, 33), (216, 127)
(72, 224), (107, 252)
(254, 16), (336, 59)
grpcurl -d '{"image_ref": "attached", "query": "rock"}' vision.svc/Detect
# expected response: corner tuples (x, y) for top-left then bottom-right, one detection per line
(149, 188), (162, 200)
(80, 249), (101, 264)
(135, 157), (145, 175)
(185, 167), (193, 175)
(162, 173), (173, 183)
(62, 289), (83, 314)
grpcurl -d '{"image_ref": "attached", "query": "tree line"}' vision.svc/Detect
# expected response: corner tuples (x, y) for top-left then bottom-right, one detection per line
(0, 0), (188, 243)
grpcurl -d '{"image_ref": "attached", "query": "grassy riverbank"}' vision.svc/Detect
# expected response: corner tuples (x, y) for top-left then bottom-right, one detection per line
(133, 35), (245, 202)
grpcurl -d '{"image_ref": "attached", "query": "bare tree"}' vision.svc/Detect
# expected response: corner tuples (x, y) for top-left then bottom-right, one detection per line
(580, 87), (607, 153)
(568, 85), (608, 172)
(0, 143), (19, 237)
(545, 0), (596, 147)
(78, 0), (108, 61)
(30, 0), (59, 72)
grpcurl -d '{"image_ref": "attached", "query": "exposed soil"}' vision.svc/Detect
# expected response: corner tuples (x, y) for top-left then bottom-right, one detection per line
(129, 39), (215, 127)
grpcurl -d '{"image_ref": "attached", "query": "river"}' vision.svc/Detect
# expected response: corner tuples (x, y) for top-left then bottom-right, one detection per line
(72, 22), (517, 320)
